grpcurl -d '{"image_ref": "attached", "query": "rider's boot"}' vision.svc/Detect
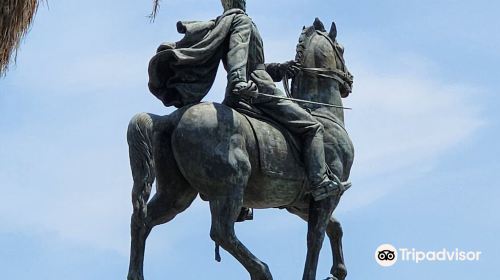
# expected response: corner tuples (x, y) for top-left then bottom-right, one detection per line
(310, 174), (340, 201)
(303, 126), (343, 201)
(310, 173), (352, 201)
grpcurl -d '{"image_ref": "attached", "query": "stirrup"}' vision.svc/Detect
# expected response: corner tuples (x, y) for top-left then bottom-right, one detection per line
(311, 180), (341, 201)
(311, 173), (352, 201)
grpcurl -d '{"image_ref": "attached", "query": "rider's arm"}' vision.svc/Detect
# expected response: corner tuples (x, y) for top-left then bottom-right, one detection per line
(225, 14), (253, 89)
(265, 63), (284, 82)
(265, 61), (297, 82)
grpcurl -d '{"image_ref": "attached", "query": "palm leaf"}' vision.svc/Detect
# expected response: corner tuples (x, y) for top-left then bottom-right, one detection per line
(0, 0), (162, 76)
(0, 0), (42, 76)
(151, 0), (161, 20)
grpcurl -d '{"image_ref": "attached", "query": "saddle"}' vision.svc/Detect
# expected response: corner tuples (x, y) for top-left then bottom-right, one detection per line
(235, 106), (306, 181)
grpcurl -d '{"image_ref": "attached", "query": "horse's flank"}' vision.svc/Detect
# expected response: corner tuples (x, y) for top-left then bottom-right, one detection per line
(164, 102), (306, 208)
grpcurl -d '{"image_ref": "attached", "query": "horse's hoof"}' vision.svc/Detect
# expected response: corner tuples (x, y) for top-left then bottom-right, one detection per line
(236, 207), (254, 222)
(250, 262), (273, 280)
(127, 273), (144, 280)
(333, 263), (347, 280)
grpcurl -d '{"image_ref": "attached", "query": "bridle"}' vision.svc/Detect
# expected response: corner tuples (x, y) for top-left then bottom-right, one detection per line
(283, 30), (353, 98)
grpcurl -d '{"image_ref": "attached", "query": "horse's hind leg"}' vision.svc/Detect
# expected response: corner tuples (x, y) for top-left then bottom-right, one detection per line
(209, 194), (273, 280)
(127, 113), (155, 280)
(326, 217), (347, 280)
(128, 183), (197, 280)
(127, 112), (197, 280)
(128, 211), (151, 280)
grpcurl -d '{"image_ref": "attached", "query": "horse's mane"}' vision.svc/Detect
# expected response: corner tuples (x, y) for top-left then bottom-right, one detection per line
(295, 26), (316, 65)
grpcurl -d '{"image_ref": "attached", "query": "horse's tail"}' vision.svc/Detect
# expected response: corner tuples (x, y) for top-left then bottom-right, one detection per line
(127, 113), (156, 223)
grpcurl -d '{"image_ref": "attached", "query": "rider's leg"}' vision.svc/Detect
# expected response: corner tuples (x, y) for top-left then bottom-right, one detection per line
(249, 69), (339, 201)
(256, 96), (339, 201)
(258, 98), (339, 200)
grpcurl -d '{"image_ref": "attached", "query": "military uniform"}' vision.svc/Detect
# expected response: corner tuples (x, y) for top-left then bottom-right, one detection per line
(147, 3), (339, 201)
(220, 8), (335, 199)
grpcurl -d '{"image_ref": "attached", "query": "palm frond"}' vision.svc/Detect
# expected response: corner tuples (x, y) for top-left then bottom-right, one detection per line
(0, 0), (42, 76)
(0, 0), (162, 76)
(150, 0), (160, 21)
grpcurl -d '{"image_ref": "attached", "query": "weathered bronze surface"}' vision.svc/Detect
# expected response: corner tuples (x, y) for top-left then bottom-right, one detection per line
(128, 1), (354, 280)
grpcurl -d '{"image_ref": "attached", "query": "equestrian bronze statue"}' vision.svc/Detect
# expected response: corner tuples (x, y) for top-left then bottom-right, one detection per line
(127, 1), (354, 280)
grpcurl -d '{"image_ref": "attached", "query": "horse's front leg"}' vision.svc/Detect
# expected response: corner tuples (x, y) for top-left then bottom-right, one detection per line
(302, 196), (339, 280)
(326, 217), (347, 280)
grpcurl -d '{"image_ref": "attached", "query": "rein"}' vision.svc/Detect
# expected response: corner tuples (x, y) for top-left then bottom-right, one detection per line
(298, 66), (353, 91)
(282, 65), (353, 99)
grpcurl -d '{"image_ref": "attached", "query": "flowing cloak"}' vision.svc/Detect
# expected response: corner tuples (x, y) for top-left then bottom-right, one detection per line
(148, 9), (246, 108)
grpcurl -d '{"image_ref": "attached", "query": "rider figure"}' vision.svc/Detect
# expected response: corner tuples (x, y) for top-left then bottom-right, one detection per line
(219, 0), (339, 203)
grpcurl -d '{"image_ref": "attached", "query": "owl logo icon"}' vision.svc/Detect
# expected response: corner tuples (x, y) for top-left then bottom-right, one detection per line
(375, 244), (398, 267)
(378, 250), (396, 261)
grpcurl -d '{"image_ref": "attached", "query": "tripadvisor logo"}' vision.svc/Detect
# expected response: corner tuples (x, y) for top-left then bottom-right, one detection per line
(375, 244), (482, 267)
(375, 244), (398, 267)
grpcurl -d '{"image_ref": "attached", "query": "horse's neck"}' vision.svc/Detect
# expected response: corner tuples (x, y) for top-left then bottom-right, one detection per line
(292, 32), (346, 123)
(292, 75), (345, 124)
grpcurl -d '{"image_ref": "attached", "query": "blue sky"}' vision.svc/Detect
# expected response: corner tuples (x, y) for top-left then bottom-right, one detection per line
(1, 0), (499, 279)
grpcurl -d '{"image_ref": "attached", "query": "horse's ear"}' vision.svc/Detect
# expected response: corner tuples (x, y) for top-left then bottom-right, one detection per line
(313, 17), (326, 32)
(329, 21), (337, 41)
(303, 26), (306, 30)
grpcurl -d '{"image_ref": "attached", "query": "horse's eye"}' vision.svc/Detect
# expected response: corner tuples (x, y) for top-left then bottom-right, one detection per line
(337, 43), (345, 55)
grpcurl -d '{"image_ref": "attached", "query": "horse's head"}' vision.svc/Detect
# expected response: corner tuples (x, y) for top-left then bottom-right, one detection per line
(292, 18), (353, 117)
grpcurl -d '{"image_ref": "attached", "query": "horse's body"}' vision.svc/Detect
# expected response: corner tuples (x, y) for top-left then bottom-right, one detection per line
(127, 19), (354, 280)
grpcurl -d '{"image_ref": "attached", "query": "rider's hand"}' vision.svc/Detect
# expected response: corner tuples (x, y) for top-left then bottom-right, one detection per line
(280, 60), (300, 78)
(232, 81), (259, 98)
(232, 82), (248, 93)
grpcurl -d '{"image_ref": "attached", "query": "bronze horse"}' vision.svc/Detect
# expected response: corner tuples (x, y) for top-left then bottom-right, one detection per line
(127, 18), (354, 280)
